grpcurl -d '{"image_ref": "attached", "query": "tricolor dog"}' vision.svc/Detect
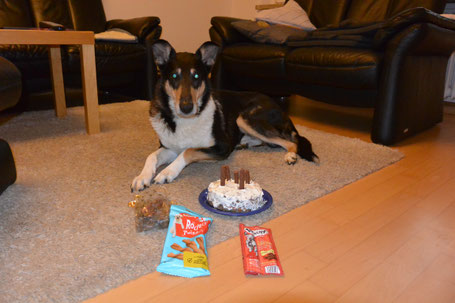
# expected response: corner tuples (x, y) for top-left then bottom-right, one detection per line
(131, 40), (317, 191)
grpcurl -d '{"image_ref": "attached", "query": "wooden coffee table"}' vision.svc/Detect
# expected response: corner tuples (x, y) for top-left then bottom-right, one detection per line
(0, 29), (100, 134)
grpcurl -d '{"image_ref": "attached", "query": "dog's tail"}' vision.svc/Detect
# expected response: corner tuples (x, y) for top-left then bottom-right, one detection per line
(297, 135), (318, 163)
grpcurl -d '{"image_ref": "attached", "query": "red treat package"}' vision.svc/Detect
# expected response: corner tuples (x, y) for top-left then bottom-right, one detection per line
(239, 224), (284, 276)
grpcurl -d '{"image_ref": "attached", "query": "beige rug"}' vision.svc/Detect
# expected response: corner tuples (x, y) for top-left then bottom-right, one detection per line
(0, 101), (403, 303)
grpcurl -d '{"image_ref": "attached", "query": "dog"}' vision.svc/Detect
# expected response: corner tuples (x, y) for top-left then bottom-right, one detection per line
(170, 214), (184, 237)
(131, 39), (317, 191)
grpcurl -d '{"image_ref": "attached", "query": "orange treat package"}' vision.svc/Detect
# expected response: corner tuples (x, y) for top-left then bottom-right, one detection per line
(239, 224), (284, 276)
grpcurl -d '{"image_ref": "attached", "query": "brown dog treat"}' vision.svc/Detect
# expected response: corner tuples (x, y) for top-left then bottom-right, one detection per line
(245, 170), (250, 184)
(183, 239), (205, 255)
(196, 237), (205, 252)
(182, 239), (193, 245)
(167, 252), (183, 260)
(234, 171), (239, 184)
(170, 243), (183, 251)
(224, 165), (230, 181)
(220, 166), (226, 186)
(239, 169), (245, 189)
(170, 243), (193, 253)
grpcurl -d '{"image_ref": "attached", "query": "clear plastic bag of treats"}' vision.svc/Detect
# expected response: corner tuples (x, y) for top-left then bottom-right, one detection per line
(128, 188), (173, 232)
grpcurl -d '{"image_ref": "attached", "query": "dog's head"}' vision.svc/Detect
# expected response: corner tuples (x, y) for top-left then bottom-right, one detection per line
(174, 214), (183, 223)
(152, 39), (219, 118)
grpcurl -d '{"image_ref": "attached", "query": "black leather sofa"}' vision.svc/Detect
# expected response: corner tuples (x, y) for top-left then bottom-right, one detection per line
(0, 0), (161, 111)
(0, 57), (21, 194)
(209, 0), (454, 145)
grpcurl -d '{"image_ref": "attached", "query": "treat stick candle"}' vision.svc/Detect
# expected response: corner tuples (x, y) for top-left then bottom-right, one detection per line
(246, 170), (250, 184)
(234, 171), (239, 184)
(224, 165), (231, 181)
(220, 166), (226, 186)
(239, 169), (245, 189)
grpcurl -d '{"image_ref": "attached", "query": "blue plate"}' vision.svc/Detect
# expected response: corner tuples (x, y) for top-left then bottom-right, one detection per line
(198, 188), (273, 216)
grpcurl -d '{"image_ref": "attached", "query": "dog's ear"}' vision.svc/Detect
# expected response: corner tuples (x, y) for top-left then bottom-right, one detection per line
(196, 42), (219, 70)
(152, 39), (176, 69)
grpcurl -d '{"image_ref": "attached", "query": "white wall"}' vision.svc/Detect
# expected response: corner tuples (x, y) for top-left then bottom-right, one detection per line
(231, 0), (256, 19)
(102, 0), (256, 52)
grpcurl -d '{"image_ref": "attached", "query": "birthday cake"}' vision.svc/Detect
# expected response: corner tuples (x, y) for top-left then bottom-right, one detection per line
(207, 166), (265, 213)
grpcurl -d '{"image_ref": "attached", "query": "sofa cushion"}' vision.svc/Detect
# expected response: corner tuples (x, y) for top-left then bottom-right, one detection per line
(256, 0), (316, 30)
(285, 47), (381, 89)
(0, 45), (52, 78)
(68, 0), (107, 33)
(0, 44), (49, 60)
(28, 0), (107, 33)
(0, 0), (35, 28)
(295, 0), (351, 28)
(346, 0), (445, 24)
(387, 0), (446, 17)
(232, 20), (310, 44)
(66, 42), (146, 74)
(29, 0), (74, 29)
(222, 44), (290, 78)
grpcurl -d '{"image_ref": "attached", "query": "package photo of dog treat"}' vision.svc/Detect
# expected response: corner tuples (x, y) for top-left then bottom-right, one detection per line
(157, 205), (213, 278)
(239, 223), (284, 276)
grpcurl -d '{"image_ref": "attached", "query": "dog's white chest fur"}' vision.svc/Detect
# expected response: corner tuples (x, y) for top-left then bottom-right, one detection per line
(151, 98), (216, 153)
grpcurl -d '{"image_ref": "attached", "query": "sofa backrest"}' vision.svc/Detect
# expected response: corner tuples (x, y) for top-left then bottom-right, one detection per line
(29, 0), (74, 29)
(0, 0), (106, 32)
(30, 0), (106, 32)
(345, 0), (447, 24)
(0, 0), (35, 28)
(295, 0), (351, 27)
(67, 0), (106, 33)
(295, 0), (446, 27)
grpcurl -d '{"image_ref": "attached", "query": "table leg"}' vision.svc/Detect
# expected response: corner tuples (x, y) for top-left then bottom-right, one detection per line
(49, 46), (67, 117)
(80, 44), (100, 134)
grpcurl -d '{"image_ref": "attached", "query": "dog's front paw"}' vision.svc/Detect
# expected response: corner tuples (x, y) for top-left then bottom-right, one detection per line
(285, 152), (298, 165)
(154, 167), (179, 184)
(131, 173), (154, 192)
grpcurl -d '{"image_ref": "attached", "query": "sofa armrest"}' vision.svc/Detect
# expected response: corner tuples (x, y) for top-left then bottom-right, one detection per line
(372, 22), (455, 144)
(210, 16), (250, 46)
(106, 17), (161, 42)
(374, 8), (455, 47)
(383, 22), (455, 57)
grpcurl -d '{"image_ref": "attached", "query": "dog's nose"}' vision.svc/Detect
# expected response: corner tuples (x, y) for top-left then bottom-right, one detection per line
(179, 100), (193, 114)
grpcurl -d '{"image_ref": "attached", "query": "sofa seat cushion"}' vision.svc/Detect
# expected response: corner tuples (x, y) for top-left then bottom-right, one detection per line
(0, 44), (52, 74)
(222, 43), (290, 78)
(285, 47), (381, 89)
(232, 20), (310, 44)
(66, 42), (146, 74)
(0, 44), (49, 60)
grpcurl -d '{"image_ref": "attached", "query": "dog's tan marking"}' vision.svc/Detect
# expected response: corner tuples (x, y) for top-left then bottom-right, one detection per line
(191, 81), (206, 107)
(165, 80), (182, 110)
(153, 147), (216, 184)
(183, 148), (217, 164)
(149, 102), (159, 117)
(236, 117), (297, 152)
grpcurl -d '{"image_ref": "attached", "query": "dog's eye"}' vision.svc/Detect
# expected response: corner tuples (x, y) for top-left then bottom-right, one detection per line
(193, 73), (199, 79)
(172, 73), (177, 79)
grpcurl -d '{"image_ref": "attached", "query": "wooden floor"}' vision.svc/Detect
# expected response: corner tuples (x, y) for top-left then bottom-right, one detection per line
(86, 96), (455, 303)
